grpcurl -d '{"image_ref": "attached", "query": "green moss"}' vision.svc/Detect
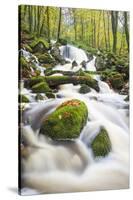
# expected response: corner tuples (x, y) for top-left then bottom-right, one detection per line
(109, 73), (124, 90)
(20, 56), (28, 69)
(79, 84), (91, 94)
(37, 53), (55, 64)
(32, 81), (52, 93)
(23, 44), (33, 53)
(40, 99), (88, 140)
(19, 94), (29, 103)
(28, 76), (44, 88)
(30, 37), (49, 50)
(45, 75), (99, 92)
(45, 92), (55, 99)
(91, 127), (111, 157)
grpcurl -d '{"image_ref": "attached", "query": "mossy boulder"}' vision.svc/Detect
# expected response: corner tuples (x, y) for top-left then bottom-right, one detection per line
(79, 84), (91, 94)
(30, 38), (50, 53)
(32, 81), (52, 93)
(95, 56), (106, 71)
(26, 76), (44, 88)
(40, 99), (88, 140)
(37, 53), (56, 64)
(91, 127), (111, 157)
(19, 94), (29, 103)
(51, 47), (65, 64)
(35, 94), (44, 101)
(45, 92), (56, 99)
(109, 73), (124, 90)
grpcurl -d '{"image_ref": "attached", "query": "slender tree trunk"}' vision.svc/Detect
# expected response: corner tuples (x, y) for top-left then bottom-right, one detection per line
(72, 9), (77, 41)
(124, 12), (129, 52)
(97, 11), (102, 49)
(107, 11), (111, 51)
(111, 11), (118, 53)
(46, 7), (50, 42)
(81, 17), (84, 41)
(93, 13), (96, 48)
(37, 6), (41, 36)
(119, 28), (125, 55)
(57, 8), (62, 41)
(103, 11), (108, 51)
(28, 6), (32, 33)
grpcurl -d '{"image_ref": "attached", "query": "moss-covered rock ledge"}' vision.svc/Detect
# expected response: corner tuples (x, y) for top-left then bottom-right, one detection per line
(39, 99), (88, 140)
(25, 75), (100, 92)
(45, 75), (100, 92)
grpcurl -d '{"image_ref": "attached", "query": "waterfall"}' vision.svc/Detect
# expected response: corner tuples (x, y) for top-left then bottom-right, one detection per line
(20, 44), (129, 195)
(60, 45), (88, 64)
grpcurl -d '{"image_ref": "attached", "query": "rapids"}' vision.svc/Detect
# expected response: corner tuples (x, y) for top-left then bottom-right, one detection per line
(20, 44), (129, 195)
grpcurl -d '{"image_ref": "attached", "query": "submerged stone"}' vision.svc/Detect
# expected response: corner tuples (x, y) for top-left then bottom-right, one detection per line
(40, 99), (88, 140)
(91, 127), (111, 157)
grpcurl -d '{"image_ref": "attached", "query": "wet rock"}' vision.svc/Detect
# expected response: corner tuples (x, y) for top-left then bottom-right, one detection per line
(37, 53), (56, 64)
(72, 60), (78, 68)
(30, 38), (50, 53)
(81, 61), (86, 69)
(45, 92), (56, 99)
(79, 84), (91, 94)
(109, 73), (124, 90)
(86, 52), (93, 62)
(120, 82), (129, 95)
(124, 95), (129, 101)
(40, 99), (88, 140)
(32, 81), (52, 93)
(51, 47), (66, 65)
(91, 127), (111, 157)
(45, 75), (100, 92)
(95, 56), (106, 71)
(19, 94), (29, 103)
(35, 94), (44, 101)
(26, 76), (44, 88)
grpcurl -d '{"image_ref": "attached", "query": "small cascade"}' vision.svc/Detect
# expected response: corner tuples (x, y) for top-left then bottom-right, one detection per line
(21, 49), (45, 76)
(60, 44), (88, 64)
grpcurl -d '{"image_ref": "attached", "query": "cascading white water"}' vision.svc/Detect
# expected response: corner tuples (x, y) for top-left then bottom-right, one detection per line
(60, 44), (88, 64)
(20, 44), (129, 195)
(21, 49), (45, 76)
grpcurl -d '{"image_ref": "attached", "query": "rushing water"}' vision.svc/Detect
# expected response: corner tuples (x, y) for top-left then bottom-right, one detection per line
(20, 44), (129, 195)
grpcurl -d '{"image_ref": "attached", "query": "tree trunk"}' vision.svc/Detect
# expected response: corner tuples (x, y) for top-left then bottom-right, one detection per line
(93, 13), (96, 47)
(107, 11), (111, 51)
(97, 11), (102, 48)
(46, 7), (50, 42)
(111, 11), (118, 53)
(103, 11), (108, 51)
(57, 8), (62, 41)
(124, 12), (129, 52)
(28, 6), (32, 33)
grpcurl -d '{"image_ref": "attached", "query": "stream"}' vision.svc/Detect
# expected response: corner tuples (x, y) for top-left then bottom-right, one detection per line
(20, 44), (129, 195)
